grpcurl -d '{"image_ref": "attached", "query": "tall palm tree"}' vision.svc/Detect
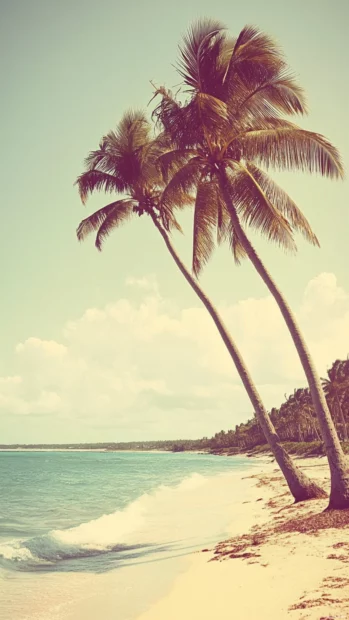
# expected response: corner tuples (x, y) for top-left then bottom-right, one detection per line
(75, 110), (325, 501)
(153, 20), (349, 508)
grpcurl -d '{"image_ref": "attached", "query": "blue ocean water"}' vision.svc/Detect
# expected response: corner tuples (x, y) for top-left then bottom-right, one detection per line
(0, 450), (263, 620)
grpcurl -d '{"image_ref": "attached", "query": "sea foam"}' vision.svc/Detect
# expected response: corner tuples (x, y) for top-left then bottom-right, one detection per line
(0, 470), (251, 571)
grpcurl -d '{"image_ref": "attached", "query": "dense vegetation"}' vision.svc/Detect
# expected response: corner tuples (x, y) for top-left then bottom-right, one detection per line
(201, 357), (349, 454)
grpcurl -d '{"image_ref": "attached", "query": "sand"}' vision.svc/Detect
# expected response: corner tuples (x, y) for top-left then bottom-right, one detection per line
(136, 458), (349, 620)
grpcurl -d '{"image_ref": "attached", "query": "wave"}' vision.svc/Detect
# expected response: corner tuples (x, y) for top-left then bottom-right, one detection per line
(0, 469), (253, 572)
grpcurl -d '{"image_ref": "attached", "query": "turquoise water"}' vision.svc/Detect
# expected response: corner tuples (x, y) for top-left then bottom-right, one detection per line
(0, 450), (262, 619)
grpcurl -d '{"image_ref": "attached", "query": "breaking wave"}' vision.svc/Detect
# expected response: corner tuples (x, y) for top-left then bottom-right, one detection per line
(0, 472), (221, 571)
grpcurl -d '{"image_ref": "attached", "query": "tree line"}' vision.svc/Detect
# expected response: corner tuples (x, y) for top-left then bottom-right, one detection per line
(202, 357), (349, 453)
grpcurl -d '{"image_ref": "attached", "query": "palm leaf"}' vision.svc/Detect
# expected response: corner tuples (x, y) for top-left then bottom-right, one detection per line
(75, 170), (124, 204)
(224, 26), (286, 97)
(76, 200), (134, 249)
(161, 158), (202, 211)
(246, 162), (319, 246)
(216, 196), (248, 264)
(159, 209), (183, 234)
(195, 92), (229, 130)
(202, 178), (240, 261)
(225, 163), (297, 252)
(230, 225), (248, 264)
(153, 86), (227, 149)
(84, 138), (109, 170)
(95, 201), (134, 250)
(152, 88), (182, 134)
(115, 110), (150, 154)
(178, 19), (226, 93)
(157, 149), (195, 182)
(193, 180), (218, 276)
(217, 198), (248, 264)
(237, 118), (344, 178)
(233, 72), (307, 120)
(152, 90), (198, 148)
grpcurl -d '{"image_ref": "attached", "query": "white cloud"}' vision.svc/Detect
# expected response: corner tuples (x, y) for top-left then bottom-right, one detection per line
(125, 274), (159, 294)
(16, 337), (67, 357)
(302, 272), (348, 311)
(0, 376), (22, 386)
(1, 272), (348, 440)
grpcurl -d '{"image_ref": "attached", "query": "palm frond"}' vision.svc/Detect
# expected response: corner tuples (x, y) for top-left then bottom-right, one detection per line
(246, 163), (319, 246)
(238, 119), (344, 178)
(157, 149), (196, 183)
(216, 183), (229, 243)
(161, 158), (202, 211)
(83, 111), (158, 192)
(193, 180), (218, 276)
(233, 72), (307, 121)
(216, 196), (248, 264)
(152, 90), (196, 148)
(160, 209), (183, 234)
(152, 86), (227, 149)
(84, 138), (108, 170)
(224, 25), (286, 95)
(152, 87), (182, 133)
(76, 199), (134, 247)
(195, 92), (228, 129)
(75, 170), (124, 204)
(138, 132), (168, 169)
(178, 19), (226, 94)
(225, 163), (297, 252)
(115, 110), (150, 154)
(95, 201), (134, 250)
(230, 226), (248, 264)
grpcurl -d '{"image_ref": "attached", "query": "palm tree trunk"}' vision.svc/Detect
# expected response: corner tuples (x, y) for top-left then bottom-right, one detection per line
(151, 214), (326, 502)
(336, 395), (348, 442)
(219, 169), (349, 509)
(312, 419), (322, 441)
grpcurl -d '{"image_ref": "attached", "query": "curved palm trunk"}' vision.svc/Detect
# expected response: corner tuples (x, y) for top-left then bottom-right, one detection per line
(151, 214), (326, 502)
(336, 395), (348, 442)
(219, 169), (349, 509)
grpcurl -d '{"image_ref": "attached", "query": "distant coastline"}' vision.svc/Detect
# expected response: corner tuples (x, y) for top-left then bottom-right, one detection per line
(0, 440), (335, 459)
(0, 447), (171, 453)
(0, 441), (193, 452)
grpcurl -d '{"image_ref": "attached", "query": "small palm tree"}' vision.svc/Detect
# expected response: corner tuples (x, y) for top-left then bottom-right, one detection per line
(75, 110), (325, 501)
(153, 20), (348, 508)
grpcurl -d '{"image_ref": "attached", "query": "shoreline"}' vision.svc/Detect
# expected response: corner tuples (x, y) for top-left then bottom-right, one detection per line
(0, 445), (328, 458)
(1, 455), (270, 620)
(3, 454), (349, 619)
(135, 458), (349, 620)
(0, 448), (173, 453)
(0, 438), (337, 460)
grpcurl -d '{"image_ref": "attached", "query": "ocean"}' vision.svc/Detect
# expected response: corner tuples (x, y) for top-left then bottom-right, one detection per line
(0, 450), (265, 620)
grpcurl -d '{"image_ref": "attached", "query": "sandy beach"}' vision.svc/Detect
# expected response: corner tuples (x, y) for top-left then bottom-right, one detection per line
(136, 457), (349, 620)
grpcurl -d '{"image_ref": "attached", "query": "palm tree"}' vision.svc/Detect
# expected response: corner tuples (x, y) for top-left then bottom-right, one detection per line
(75, 110), (325, 501)
(322, 361), (349, 442)
(153, 20), (349, 508)
(278, 389), (322, 442)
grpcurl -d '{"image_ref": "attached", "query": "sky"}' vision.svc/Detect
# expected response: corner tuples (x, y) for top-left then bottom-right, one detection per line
(0, 0), (348, 443)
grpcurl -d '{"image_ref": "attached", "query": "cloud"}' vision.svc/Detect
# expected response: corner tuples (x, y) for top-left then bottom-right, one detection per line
(302, 272), (348, 312)
(125, 274), (159, 294)
(0, 272), (348, 441)
(16, 337), (68, 357)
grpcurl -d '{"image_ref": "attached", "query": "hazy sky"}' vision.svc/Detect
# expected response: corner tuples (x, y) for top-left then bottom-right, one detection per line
(1, 0), (348, 442)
